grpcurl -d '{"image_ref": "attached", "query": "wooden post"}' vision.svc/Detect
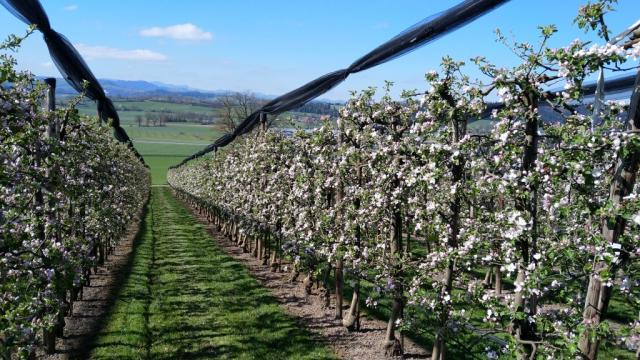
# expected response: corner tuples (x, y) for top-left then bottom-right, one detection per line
(44, 78), (58, 152)
(43, 78), (60, 355)
(335, 127), (344, 320)
(578, 69), (640, 359)
(509, 91), (540, 359)
(385, 200), (404, 357)
(260, 113), (268, 133)
(433, 96), (467, 359)
(335, 259), (343, 319)
(45, 78), (55, 106)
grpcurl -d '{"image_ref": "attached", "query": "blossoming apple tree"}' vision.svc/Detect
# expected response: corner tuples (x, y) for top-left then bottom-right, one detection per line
(0, 32), (149, 358)
(169, 1), (640, 358)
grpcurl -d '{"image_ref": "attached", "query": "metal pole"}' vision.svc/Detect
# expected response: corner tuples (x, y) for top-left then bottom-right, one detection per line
(45, 78), (57, 138)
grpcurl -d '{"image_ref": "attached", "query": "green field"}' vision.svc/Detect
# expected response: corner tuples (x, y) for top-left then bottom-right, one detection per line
(112, 100), (217, 114)
(123, 123), (221, 143)
(90, 188), (334, 359)
(127, 123), (221, 184)
(71, 99), (334, 184)
(124, 123), (222, 184)
(73, 100), (223, 184)
(75, 100), (218, 123)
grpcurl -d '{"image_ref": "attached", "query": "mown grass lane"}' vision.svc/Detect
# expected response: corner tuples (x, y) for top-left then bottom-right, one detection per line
(90, 188), (335, 360)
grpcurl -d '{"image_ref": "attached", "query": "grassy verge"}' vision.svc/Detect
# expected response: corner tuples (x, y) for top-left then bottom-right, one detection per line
(142, 155), (188, 185)
(90, 188), (335, 359)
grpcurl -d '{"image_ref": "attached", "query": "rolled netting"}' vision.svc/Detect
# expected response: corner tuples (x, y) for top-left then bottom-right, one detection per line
(0, 0), (145, 164)
(173, 0), (511, 167)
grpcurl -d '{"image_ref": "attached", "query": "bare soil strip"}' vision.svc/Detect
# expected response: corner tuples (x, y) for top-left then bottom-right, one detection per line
(181, 198), (430, 360)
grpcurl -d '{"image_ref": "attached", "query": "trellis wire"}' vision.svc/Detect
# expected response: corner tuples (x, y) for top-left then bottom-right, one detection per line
(172, 0), (512, 168)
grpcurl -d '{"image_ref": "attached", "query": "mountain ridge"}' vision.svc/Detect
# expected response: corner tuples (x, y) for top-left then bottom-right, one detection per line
(44, 77), (343, 104)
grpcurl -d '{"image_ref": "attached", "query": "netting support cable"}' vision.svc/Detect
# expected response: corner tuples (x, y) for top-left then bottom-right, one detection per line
(0, 0), (146, 165)
(171, 0), (511, 168)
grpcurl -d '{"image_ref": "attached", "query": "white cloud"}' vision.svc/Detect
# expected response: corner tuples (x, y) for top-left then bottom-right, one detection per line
(64, 5), (78, 11)
(140, 23), (213, 41)
(75, 44), (168, 61)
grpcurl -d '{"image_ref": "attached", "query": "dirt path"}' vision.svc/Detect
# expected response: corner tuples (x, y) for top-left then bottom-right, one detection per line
(180, 195), (430, 360)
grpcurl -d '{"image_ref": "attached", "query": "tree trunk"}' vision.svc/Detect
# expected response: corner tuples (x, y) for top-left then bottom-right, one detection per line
(252, 236), (259, 258)
(344, 168), (363, 331)
(431, 192), (460, 359)
(98, 240), (105, 265)
(385, 208), (403, 357)
(261, 233), (269, 266)
(343, 281), (360, 331)
(303, 272), (314, 300)
(578, 69), (640, 359)
(321, 267), (332, 309)
(257, 233), (263, 260)
(510, 93), (541, 358)
(483, 267), (493, 288)
(269, 236), (279, 272)
(432, 93), (465, 359)
(405, 228), (411, 257)
(384, 296), (404, 357)
(43, 328), (55, 354)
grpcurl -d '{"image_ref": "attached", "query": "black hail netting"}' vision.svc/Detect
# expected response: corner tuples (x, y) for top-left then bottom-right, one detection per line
(581, 73), (637, 98)
(481, 73), (639, 116)
(173, 0), (511, 168)
(0, 0), (145, 163)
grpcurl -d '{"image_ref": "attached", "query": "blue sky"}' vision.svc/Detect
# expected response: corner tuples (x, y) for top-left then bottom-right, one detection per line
(1, 0), (639, 100)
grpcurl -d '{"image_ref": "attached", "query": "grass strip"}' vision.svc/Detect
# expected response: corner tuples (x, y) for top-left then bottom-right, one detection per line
(91, 188), (335, 359)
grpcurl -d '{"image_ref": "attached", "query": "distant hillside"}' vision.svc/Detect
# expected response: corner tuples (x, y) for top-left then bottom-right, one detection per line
(46, 77), (344, 104)
(45, 77), (344, 120)
(49, 78), (230, 100)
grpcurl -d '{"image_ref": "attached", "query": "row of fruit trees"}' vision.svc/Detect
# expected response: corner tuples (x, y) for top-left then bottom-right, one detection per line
(169, 2), (640, 359)
(0, 32), (150, 358)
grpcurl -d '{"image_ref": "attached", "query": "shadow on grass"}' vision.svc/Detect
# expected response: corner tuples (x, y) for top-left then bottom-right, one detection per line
(66, 199), (152, 360)
(89, 188), (335, 360)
